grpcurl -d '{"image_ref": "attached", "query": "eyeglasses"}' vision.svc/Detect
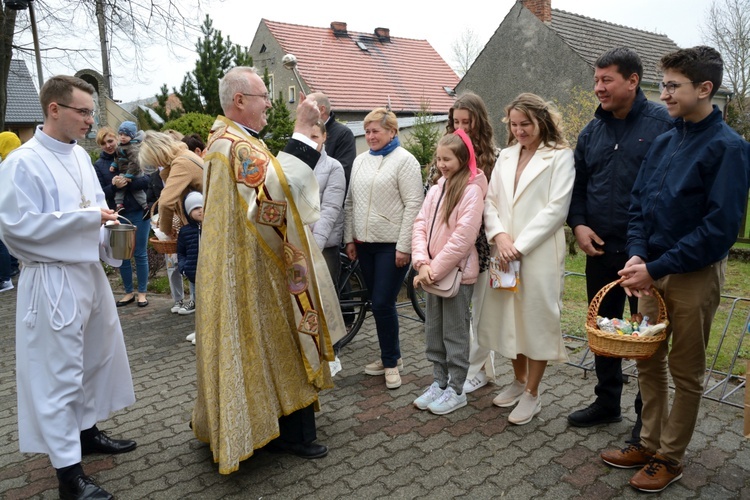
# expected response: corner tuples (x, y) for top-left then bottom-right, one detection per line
(241, 92), (271, 102)
(56, 103), (96, 117)
(658, 81), (698, 95)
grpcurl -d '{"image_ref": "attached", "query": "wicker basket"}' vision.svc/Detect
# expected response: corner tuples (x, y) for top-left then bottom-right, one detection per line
(149, 237), (177, 255)
(586, 280), (669, 360)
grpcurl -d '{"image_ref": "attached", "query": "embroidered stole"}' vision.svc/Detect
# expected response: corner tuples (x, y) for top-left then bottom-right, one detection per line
(206, 118), (334, 382)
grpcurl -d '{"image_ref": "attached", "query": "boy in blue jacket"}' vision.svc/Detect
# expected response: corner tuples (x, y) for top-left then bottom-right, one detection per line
(600, 46), (750, 493)
(177, 192), (203, 337)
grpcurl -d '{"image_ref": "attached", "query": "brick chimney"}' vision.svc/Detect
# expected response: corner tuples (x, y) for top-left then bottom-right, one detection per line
(521, 0), (551, 24)
(374, 27), (390, 43)
(331, 22), (348, 37)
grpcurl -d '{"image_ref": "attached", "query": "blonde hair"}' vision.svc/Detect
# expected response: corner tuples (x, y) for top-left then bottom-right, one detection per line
(139, 130), (188, 169)
(162, 129), (184, 141)
(95, 126), (117, 146)
(503, 93), (567, 148)
(435, 134), (472, 225)
(364, 108), (399, 135)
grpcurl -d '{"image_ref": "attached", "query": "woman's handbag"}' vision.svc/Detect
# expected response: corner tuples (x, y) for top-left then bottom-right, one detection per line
(421, 185), (462, 298)
(422, 266), (463, 297)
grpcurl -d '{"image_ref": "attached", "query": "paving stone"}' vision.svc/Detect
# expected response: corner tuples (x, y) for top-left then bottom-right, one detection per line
(0, 292), (747, 498)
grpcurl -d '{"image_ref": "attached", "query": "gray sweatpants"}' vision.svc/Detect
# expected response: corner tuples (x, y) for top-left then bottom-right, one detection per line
(424, 283), (473, 394)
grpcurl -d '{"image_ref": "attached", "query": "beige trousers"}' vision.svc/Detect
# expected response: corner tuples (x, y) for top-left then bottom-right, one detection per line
(636, 259), (725, 463)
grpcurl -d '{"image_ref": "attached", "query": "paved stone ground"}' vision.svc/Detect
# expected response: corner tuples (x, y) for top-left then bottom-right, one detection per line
(0, 280), (748, 499)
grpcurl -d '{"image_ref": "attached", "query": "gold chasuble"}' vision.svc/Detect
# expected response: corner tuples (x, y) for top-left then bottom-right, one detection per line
(192, 117), (345, 474)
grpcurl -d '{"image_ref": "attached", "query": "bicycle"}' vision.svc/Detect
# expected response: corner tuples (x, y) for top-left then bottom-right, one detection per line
(333, 252), (425, 353)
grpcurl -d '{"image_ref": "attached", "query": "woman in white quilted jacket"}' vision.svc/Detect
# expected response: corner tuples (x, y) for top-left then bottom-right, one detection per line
(344, 108), (424, 390)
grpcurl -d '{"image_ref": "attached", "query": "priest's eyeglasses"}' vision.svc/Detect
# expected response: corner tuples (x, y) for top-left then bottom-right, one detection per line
(241, 92), (271, 102)
(658, 81), (698, 95)
(56, 103), (96, 117)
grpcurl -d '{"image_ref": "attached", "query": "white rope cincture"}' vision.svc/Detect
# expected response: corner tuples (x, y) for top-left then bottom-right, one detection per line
(22, 263), (78, 331)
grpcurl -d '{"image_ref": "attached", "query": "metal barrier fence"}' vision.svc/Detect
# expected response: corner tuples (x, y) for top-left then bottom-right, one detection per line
(562, 271), (749, 409)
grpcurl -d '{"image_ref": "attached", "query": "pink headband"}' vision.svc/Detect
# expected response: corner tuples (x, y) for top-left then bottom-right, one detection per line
(453, 128), (477, 181)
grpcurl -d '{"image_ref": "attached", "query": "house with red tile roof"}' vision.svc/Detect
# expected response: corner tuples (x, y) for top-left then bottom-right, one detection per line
(249, 19), (459, 122)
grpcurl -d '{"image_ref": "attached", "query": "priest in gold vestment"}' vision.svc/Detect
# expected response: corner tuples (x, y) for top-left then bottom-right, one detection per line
(192, 67), (345, 474)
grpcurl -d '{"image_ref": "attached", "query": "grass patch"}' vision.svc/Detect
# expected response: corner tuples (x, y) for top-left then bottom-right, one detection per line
(148, 276), (175, 295)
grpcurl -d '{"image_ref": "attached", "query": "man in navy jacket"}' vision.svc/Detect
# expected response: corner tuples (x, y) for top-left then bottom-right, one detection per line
(567, 48), (673, 434)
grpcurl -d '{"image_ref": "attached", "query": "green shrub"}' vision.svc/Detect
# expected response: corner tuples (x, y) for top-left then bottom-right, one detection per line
(161, 113), (215, 141)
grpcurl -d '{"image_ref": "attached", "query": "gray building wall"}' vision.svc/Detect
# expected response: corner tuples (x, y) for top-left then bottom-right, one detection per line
(457, 3), (592, 145)
(250, 22), (310, 120)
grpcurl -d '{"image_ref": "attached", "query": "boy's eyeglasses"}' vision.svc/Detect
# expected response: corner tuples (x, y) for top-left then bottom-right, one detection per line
(56, 103), (96, 117)
(658, 81), (698, 95)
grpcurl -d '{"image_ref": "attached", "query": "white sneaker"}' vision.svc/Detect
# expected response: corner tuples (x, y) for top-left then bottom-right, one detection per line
(0, 280), (13, 293)
(185, 332), (196, 342)
(178, 300), (195, 315)
(508, 391), (541, 425)
(191, 338), (196, 345)
(462, 371), (488, 394)
(171, 300), (183, 313)
(493, 379), (526, 407)
(427, 387), (467, 415)
(414, 382), (444, 410)
(364, 357), (403, 375)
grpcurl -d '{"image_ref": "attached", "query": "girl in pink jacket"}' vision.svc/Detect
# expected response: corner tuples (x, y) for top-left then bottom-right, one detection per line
(411, 130), (488, 415)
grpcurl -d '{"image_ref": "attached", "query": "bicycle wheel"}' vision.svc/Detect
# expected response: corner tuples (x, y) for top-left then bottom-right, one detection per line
(334, 254), (368, 352)
(406, 267), (426, 322)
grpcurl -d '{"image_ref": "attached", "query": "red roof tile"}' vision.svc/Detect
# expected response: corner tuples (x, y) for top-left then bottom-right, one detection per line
(263, 19), (459, 114)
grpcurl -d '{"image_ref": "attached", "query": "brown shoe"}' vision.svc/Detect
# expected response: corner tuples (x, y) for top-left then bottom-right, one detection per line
(629, 454), (683, 493)
(601, 443), (655, 469)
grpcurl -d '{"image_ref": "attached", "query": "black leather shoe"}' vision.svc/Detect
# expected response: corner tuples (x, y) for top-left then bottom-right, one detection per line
(266, 440), (328, 459)
(59, 474), (113, 500)
(81, 431), (137, 455)
(568, 403), (622, 427)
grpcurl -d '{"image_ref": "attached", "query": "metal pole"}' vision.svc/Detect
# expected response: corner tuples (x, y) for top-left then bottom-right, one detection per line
(95, 0), (112, 97)
(27, 0), (43, 89)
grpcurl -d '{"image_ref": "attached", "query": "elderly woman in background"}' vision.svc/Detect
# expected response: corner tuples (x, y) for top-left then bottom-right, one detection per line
(344, 108), (424, 390)
(476, 93), (575, 426)
(139, 131), (204, 240)
(93, 125), (151, 307)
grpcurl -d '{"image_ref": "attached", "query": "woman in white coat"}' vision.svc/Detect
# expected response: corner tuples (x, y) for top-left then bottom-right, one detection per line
(476, 93), (575, 425)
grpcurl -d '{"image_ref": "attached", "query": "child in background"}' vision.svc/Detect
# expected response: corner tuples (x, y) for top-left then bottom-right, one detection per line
(178, 191), (203, 343)
(411, 130), (488, 415)
(112, 121), (147, 211)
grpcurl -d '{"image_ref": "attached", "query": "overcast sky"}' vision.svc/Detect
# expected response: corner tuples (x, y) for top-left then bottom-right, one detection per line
(16, 0), (713, 103)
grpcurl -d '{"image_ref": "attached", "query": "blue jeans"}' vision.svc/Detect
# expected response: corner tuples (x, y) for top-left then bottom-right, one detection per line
(0, 239), (10, 281)
(356, 242), (409, 368)
(119, 210), (150, 294)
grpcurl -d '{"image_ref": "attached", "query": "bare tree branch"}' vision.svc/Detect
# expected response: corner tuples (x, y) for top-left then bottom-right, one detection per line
(8, 0), (209, 93)
(450, 29), (482, 78)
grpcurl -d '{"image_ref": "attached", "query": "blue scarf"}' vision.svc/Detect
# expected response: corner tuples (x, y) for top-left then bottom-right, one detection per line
(369, 136), (400, 156)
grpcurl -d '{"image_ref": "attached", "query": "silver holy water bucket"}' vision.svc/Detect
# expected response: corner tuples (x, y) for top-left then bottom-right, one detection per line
(105, 216), (136, 260)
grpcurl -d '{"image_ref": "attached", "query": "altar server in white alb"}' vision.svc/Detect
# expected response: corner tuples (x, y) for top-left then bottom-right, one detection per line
(0, 75), (137, 500)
